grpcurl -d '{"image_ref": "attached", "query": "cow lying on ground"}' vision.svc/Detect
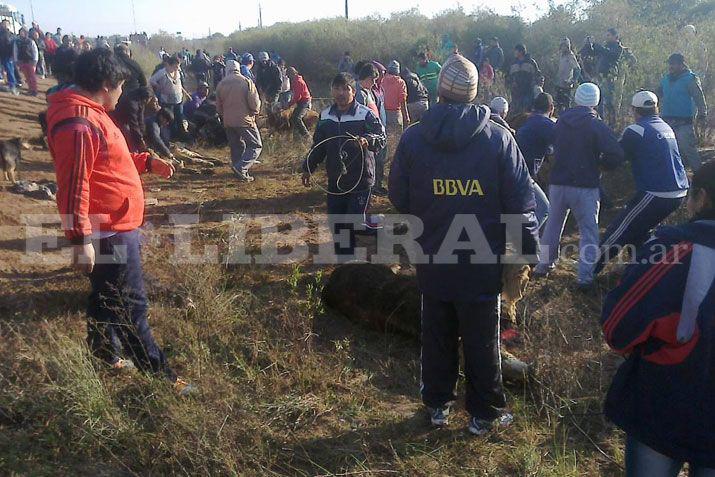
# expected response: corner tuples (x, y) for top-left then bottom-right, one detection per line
(322, 263), (531, 383)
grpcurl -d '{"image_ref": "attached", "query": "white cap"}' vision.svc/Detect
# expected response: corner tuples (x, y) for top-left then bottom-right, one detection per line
(490, 96), (509, 115)
(225, 60), (240, 72)
(575, 82), (600, 107)
(257, 51), (270, 62)
(631, 90), (658, 108)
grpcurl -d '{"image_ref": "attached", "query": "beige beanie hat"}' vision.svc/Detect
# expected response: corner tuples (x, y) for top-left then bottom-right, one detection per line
(438, 54), (479, 103)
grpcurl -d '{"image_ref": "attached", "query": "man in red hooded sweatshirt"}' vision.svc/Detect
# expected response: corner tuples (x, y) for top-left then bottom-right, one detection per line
(46, 48), (193, 395)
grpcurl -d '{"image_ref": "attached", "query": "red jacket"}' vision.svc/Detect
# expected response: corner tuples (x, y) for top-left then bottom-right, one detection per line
(289, 74), (311, 106)
(46, 89), (150, 244)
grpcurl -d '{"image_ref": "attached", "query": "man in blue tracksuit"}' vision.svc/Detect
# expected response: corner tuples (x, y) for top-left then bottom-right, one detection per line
(594, 91), (689, 276)
(302, 72), (386, 258)
(516, 92), (556, 228)
(534, 83), (624, 287)
(601, 160), (715, 475)
(657, 53), (708, 171)
(389, 54), (539, 436)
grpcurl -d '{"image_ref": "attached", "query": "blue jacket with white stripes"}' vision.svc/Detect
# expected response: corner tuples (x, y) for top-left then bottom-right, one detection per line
(620, 115), (689, 193)
(602, 220), (715, 467)
(303, 101), (386, 193)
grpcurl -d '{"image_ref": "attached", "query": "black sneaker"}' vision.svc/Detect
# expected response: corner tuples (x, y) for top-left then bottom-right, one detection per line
(372, 186), (388, 197)
(468, 412), (513, 436)
(427, 405), (452, 427)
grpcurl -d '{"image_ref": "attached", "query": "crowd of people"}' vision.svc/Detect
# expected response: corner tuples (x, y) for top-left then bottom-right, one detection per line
(1, 19), (713, 476)
(304, 30), (712, 476)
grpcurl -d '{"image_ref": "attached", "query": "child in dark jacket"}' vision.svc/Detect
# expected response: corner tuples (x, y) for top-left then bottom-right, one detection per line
(602, 160), (715, 476)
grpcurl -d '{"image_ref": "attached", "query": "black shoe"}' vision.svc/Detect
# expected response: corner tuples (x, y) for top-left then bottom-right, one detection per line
(372, 186), (388, 197)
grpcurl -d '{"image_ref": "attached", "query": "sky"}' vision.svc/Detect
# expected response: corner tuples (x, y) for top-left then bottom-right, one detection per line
(8, 0), (559, 39)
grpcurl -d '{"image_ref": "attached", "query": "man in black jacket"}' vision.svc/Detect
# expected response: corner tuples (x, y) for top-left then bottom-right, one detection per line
(400, 67), (429, 122)
(112, 44), (150, 151)
(254, 51), (282, 109)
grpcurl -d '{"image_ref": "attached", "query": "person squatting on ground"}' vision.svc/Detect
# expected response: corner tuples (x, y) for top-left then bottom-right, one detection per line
(216, 59), (262, 182)
(285, 66), (312, 140)
(657, 53), (709, 172)
(534, 82), (624, 287)
(400, 66), (430, 123)
(388, 53), (539, 435)
(382, 60), (410, 135)
(593, 91), (689, 276)
(601, 160), (715, 477)
(145, 107), (175, 160)
(516, 92), (556, 229)
(45, 48), (193, 395)
(14, 27), (39, 96)
(301, 72), (386, 259)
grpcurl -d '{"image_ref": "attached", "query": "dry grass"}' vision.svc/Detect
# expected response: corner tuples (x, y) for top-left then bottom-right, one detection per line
(0, 133), (641, 476)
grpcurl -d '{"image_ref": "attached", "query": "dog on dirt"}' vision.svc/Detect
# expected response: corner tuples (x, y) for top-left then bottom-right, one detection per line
(0, 138), (25, 183)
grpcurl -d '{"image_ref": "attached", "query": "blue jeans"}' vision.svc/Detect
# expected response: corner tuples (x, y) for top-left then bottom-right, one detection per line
(225, 125), (262, 173)
(626, 435), (715, 477)
(1, 57), (16, 88)
(536, 185), (600, 284)
(87, 230), (175, 380)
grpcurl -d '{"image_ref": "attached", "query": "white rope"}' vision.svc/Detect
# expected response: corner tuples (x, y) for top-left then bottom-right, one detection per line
(305, 133), (366, 196)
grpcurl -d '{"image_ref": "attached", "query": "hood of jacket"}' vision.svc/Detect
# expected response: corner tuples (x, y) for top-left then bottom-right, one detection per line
(558, 105), (597, 128)
(419, 102), (491, 152)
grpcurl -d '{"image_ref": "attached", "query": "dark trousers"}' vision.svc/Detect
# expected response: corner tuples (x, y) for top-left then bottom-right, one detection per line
(290, 100), (311, 139)
(420, 294), (506, 420)
(326, 189), (371, 257)
(87, 230), (175, 380)
(161, 102), (185, 141)
(374, 147), (388, 189)
(555, 86), (571, 111)
(594, 191), (684, 275)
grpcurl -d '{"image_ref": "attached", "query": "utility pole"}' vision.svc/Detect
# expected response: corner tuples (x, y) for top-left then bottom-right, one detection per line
(345, 0), (349, 20)
(130, 0), (137, 33)
(29, 0), (35, 23)
(258, 2), (263, 28)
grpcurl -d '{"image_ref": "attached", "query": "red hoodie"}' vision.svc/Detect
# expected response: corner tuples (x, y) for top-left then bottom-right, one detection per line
(46, 89), (150, 244)
(288, 74), (311, 107)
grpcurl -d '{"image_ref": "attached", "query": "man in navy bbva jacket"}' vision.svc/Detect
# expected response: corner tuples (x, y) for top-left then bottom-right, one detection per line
(389, 54), (539, 436)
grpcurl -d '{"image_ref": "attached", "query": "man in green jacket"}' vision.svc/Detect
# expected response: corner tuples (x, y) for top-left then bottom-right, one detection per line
(415, 52), (441, 106)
